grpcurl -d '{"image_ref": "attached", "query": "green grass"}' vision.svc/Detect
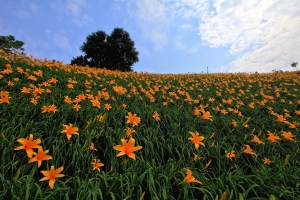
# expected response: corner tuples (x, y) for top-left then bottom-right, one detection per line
(0, 50), (300, 199)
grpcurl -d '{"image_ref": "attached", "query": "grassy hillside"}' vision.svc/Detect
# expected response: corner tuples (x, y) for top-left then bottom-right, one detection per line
(0, 49), (300, 200)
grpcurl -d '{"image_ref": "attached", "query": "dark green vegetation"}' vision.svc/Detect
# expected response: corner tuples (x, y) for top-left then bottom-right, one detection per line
(0, 50), (300, 199)
(71, 28), (139, 72)
(0, 35), (25, 53)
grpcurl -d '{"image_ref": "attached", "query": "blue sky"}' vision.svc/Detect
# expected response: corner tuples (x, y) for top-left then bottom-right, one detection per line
(1, 0), (299, 74)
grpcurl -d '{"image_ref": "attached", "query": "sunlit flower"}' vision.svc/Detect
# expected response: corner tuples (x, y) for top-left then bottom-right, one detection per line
(193, 108), (200, 116)
(49, 104), (58, 112)
(243, 145), (257, 157)
(73, 104), (81, 111)
(200, 110), (213, 121)
(124, 127), (136, 138)
(39, 166), (65, 189)
(90, 99), (100, 108)
(104, 103), (112, 110)
(221, 108), (229, 115)
(275, 115), (287, 122)
(266, 131), (280, 143)
(251, 135), (264, 144)
(282, 131), (295, 141)
(91, 159), (104, 172)
(28, 147), (52, 168)
(152, 111), (160, 121)
(113, 138), (142, 160)
(182, 169), (202, 184)
(42, 106), (51, 113)
(193, 153), (198, 161)
(225, 150), (236, 160)
(89, 142), (97, 151)
(188, 131), (205, 150)
(14, 134), (42, 158)
(61, 123), (79, 140)
(232, 120), (238, 127)
(263, 157), (271, 165)
(64, 96), (72, 104)
(248, 102), (255, 109)
(125, 112), (141, 127)
(0, 95), (10, 104)
(21, 87), (31, 94)
(30, 98), (38, 105)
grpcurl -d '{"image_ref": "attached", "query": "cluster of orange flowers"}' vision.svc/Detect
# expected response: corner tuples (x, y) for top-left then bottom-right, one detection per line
(14, 134), (63, 189)
(2, 50), (299, 188)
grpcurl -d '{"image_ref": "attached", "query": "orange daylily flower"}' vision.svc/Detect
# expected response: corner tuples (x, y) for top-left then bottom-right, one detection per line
(251, 135), (264, 144)
(113, 138), (142, 160)
(200, 110), (213, 121)
(64, 96), (72, 104)
(28, 148), (53, 168)
(89, 142), (97, 151)
(266, 131), (280, 143)
(14, 134), (42, 158)
(73, 104), (81, 111)
(282, 131), (295, 141)
(49, 104), (58, 112)
(275, 115), (287, 122)
(90, 99), (100, 108)
(193, 153), (198, 161)
(183, 169), (202, 184)
(61, 123), (79, 140)
(125, 112), (141, 127)
(39, 166), (65, 189)
(104, 103), (112, 110)
(21, 87), (31, 94)
(91, 159), (104, 172)
(0, 95), (10, 104)
(243, 145), (257, 157)
(124, 127), (136, 138)
(30, 98), (38, 105)
(152, 111), (160, 121)
(263, 157), (271, 165)
(188, 131), (205, 150)
(232, 120), (238, 127)
(42, 106), (51, 113)
(225, 150), (236, 160)
(193, 108), (200, 116)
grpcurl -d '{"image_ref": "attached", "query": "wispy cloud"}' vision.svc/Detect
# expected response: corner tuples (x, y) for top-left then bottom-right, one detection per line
(202, 0), (300, 72)
(127, 0), (174, 52)
(53, 33), (72, 52)
(127, 0), (300, 72)
(65, 0), (93, 27)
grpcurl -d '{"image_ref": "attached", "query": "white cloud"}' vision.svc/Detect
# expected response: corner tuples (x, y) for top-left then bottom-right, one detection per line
(127, 0), (300, 72)
(203, 0), (300, 72)
(127, 0), (174, 52)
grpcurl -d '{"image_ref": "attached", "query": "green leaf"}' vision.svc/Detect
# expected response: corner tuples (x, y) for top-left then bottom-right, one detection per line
(12, 168), (21, 183)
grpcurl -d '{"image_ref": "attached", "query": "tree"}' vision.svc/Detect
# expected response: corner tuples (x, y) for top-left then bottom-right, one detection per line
(71, 28), (139, 72)
(291, 61), (298, 69)
(0, 35), (25, 52)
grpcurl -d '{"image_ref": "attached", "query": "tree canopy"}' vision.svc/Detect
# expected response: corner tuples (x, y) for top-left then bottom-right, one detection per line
(291, 61), (298, 69)
(71, 28), (139, 72)
(0, 35), (25, 52)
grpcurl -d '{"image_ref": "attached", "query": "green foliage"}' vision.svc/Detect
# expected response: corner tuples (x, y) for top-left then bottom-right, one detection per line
(291, 62), (298, 69)
(0, 35), (25, 52)
(0, 51), (300, 199)
(71, 28), (139, 72)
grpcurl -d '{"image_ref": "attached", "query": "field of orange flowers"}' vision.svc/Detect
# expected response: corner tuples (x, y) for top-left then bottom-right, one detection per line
(0, 49), (299, 199)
